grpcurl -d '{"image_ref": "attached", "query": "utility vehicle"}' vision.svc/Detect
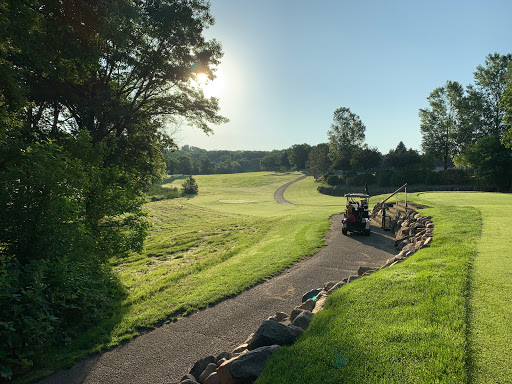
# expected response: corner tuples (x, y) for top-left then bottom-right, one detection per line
(342, 193), (371, 236)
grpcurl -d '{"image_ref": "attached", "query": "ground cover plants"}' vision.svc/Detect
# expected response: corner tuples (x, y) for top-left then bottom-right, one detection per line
(258, 191), (512, 384)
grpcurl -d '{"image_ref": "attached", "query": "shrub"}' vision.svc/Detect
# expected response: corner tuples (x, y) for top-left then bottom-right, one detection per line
(376, 170), (395, 187)
(182, 176), (199, 195)
(351, 173), (376, 186)
(325, 174), (344, 186)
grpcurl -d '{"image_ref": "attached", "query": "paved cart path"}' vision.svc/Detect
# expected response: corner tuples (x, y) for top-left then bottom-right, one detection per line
(40, 182), (397, 384)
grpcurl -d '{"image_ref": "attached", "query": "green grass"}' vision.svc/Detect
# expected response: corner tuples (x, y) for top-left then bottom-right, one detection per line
(258, 191), (512, 384)
(413, 192), (512, 384)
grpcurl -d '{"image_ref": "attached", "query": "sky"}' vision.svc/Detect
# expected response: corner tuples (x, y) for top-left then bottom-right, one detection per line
(176, 0), (512, 154)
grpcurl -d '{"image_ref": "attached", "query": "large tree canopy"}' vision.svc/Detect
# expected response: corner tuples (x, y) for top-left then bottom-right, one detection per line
(0, 0), (227, 379)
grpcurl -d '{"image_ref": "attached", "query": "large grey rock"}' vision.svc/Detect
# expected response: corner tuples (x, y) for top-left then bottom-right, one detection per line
(301, 288), (323, 303)
(247, 320), (301, 350)
(189, 356), (216, 382)
(199, 363), (218, 383)
(228, 345), (280, 383)
(204, 372), (220, 384)
(297, 298), (316, 311)
(292, 310), (314, 330)
(180, 373), (199, 384)
(327, 281), (345, 293)
(266, 311), (288, 322)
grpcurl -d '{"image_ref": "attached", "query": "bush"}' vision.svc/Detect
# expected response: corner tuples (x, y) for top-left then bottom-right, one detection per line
(351, 173), (376, 186)
(438, 169), (470, 185)
(0, 140), (128, 379)
(182, 176), (199, 194)
(325, 174), (344, 186)
(376, 170), (396, 187)
(147, 184), (182, 201)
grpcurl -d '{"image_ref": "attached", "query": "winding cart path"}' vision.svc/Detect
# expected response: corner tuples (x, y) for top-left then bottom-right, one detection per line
(40, 180), (397, 384)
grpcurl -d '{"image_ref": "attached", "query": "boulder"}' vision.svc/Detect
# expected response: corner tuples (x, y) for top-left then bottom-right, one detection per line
(292, 310), (314, 330)
(232, 344), (248, 354)
(266, 312), (288, 322)
(347, 275), (360, 283)
(290, 308), (305, 322)
(199, 363), (218, 383)
(181, 379), (199, 384)
(216, 352), (232, 364)
(247, 320), (301, 350)
(189, 356), (216, 382)
(181, 373), (199, 383)
(312, 295), (328, 313)
(324, 281), (338, 291)
(327, 281), (345, 293)
(302, 288), (323, 303)
(204, 372), (220, 384)
(297, 298), (316, 311)
(227, 345), (280, 384)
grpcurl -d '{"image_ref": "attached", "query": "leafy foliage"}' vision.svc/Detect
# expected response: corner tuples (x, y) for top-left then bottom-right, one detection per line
(0, 0), (226, 379)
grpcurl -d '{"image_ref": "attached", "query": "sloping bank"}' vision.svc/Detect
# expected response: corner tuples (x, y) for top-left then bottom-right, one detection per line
(257, 198), (480, 383)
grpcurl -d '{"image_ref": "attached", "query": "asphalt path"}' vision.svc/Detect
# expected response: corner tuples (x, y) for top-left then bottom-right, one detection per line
(40, 181), (397, 384)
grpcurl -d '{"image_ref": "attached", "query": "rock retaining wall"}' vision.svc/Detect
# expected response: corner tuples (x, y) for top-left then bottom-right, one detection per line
(171, 209), (433, 384)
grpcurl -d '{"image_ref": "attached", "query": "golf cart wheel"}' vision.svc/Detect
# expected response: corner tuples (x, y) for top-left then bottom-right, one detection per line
(365, 229), (371, 236)
(342, 227), (348, 235)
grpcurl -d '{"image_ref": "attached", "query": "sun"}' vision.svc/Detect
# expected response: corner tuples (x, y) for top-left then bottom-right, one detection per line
(193, 68), (225, 98)
(195, 72), (209, 85)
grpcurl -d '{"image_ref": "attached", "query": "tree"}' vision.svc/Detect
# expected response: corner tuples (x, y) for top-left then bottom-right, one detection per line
(182, 175), (199, 195)
(460, 135), (512, 191)
(351, 145), (382, 172)
(0, 0), (226, 378)
(306, 143), (331, 179)
(199, 155), (216, 174)
(328, 107), (366, 172)
(384, 142), (422, 171)
(287, 143), (311, 170)
(260, 151), (283, 171)
(500, 62), (512, 148)
(473, 53), (512, 137)
(419, 81), (464, 170)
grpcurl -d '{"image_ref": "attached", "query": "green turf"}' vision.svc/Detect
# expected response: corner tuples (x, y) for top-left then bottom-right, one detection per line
(413, 192), (512, 383)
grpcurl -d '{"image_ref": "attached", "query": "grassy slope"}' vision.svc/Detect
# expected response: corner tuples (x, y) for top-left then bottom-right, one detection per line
(36, 173), (346, 379)
(415, 192), (512, 384)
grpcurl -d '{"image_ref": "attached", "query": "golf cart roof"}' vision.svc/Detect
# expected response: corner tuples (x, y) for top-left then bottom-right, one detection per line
(344, 193), (370, 198)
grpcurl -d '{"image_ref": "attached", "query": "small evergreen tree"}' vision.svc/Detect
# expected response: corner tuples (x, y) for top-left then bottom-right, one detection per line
(182, 176), (199, 195)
